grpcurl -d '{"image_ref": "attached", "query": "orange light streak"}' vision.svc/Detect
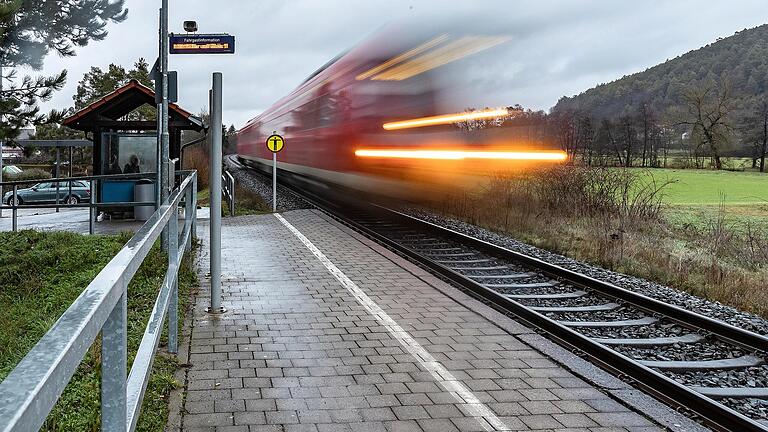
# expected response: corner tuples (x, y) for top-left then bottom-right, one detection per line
(356, 34), (449, 80)
(371, 36), (508, 81)
(354, 149), (568, 161)
(383, 108), (509, 130)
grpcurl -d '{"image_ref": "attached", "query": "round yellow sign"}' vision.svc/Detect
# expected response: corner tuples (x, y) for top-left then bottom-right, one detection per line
(266, 134), (285, 153)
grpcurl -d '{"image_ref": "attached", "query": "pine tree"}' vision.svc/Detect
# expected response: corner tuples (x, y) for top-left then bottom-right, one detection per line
(0, 0), (127, 141)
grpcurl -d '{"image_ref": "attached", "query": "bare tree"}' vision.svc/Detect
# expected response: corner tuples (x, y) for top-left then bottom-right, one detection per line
(678, 79), (733, 170)
(742, 100), (768, 172)
(638, 101), (656, 167)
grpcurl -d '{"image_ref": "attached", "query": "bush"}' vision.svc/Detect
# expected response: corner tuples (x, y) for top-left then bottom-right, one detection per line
(5, 168), (51, 182)
(183, 146), (209, 191)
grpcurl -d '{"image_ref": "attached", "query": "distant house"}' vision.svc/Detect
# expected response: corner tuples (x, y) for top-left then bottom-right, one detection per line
(1, 146), (23, 159)
(1, 128), (34, 160)
(17, 128), (34, 140)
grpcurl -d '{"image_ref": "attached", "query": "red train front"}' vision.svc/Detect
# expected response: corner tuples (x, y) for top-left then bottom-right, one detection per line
(237, 19), (565, 198)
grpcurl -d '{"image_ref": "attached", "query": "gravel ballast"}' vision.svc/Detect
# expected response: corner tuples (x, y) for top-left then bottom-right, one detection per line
(406, 208), (768, 336)
(224, 156), (312, 211)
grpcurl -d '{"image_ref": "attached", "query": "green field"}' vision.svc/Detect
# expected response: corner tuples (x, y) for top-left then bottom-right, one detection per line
(639, 168), (768, 230)
(644, 168), (768, 204)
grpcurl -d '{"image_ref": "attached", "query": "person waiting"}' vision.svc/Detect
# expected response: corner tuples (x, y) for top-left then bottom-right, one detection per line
(107, 154), (122, 174)
(123, 155), (141, 174)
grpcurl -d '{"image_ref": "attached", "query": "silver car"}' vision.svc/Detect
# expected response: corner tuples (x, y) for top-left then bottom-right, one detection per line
(3, 180), (92, 206)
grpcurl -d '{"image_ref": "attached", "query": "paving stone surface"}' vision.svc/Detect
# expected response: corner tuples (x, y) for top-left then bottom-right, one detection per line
(178, 209), (665, 432)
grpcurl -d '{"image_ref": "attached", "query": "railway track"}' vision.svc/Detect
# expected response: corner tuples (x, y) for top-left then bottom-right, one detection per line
(233, 158), (768, 431)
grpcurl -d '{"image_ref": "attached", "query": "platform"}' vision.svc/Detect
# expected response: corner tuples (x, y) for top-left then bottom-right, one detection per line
(0, 207), (144, 234)
(173, 209), (683, 432)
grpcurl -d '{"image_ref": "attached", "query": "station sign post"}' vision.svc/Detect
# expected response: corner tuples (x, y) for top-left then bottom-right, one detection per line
(266, 133), (284, 212)
(169, 34), (235, 54)
(165, 24), (235, 315)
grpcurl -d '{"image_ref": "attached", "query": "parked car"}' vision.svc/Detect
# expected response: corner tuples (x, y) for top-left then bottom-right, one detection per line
(3, 180), (91, 206)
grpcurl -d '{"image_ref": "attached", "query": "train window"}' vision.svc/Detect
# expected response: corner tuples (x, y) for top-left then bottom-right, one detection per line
(318, 94), (338, 128)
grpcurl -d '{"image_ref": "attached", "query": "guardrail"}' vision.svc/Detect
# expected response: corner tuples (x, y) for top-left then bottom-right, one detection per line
(0, 172), (160, 234)
(0, 170), (198, 432)
(222, 170), (235, 217)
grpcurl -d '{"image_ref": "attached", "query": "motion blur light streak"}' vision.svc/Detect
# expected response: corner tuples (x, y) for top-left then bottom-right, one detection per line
(355, 149), (568, 161)
(383, 108), (510, 130)
(239, 18), (562, 199)
(371, 35), (508, 81)
(355, 34), (449, 80)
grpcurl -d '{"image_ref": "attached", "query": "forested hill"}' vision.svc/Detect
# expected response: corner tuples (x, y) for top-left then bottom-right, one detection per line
(554, 24), (768, 117)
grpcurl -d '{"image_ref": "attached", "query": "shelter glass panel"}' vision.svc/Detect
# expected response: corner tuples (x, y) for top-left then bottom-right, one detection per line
(101, 133), (157, 175)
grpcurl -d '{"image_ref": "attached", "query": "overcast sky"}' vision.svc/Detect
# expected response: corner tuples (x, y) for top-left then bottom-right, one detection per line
(23, 0), (768, 128)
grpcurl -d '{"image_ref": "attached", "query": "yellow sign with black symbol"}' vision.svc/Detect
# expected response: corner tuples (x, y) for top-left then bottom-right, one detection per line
(266, 134), (284, 153)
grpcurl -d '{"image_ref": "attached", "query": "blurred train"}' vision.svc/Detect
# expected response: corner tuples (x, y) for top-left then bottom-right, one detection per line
(236, 18), (566, 199)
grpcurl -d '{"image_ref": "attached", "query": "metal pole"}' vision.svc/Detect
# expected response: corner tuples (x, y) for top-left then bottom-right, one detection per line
(160, 0), (170, 251)
(230, 173), (235, 216)
(155, 9), (162, 212)
(90, 179), (96, 235)
(184, 184), (193, 252)
(191, 172), (197, 239)
(272, 152), (277, 212)
(55, 147), (60, 212)
(12, 185), (17, 232)
(0, 64), (4, 218)
(168, 201), (178, 353)
(101, 292), (127, 432)
(207, 72), (225, 314)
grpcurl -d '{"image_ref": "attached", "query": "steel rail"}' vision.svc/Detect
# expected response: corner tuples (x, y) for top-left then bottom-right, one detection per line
(257, 167), (768, 432)
(380, 206), (768, 352)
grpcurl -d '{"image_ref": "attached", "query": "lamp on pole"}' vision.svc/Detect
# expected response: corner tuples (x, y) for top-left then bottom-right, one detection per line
(159, 0), (170, 249)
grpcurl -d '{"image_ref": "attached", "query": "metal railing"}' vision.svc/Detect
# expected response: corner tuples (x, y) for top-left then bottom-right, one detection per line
(222, 170), (235, 216)
(0, 172), (160, 234)
(0, 170), (198, 432)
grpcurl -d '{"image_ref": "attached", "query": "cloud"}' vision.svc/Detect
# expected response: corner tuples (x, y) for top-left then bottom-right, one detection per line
(22, 0), (768, 128)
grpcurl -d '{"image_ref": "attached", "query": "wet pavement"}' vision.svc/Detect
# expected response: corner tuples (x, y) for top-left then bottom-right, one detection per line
(0, 206), (210, 235)
(169, 209), (677, 432)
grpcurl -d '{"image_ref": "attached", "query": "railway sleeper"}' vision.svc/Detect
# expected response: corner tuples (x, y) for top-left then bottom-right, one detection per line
(436, 258), (495, 264)
(424, 252), (477, 257)
(505, 290), (588, 299)
(530, 302), (620, 313)
(452, 265), (511, 271)
(469, 272), (535, 280)
(415, 247), (464, 252)
(484, 281), (557, 289)
(593, 333), (705, 347)
(690, 386), (768, 399)
(559, 316), (658, 327)
(640, 355), (764, 371)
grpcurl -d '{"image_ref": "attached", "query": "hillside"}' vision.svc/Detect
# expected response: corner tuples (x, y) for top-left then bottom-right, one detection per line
(554, 24), (768, 117)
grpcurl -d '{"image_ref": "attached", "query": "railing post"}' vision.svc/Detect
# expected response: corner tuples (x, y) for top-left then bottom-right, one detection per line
(229, 173), (235, 216)
(101, 291), (127, 432)
(12, 185), (17, 232)
(90, 179), (97, 235)
(191, 172), (197, 240)
(168, 202), (179, 354)
(184, 184), (193, 252)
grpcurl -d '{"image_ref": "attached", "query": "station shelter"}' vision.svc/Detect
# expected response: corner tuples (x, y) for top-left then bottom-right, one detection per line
(62, 79), (204, 210)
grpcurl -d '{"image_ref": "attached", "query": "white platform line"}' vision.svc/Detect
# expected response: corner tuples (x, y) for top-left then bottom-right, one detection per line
(275, 214), (510, 431)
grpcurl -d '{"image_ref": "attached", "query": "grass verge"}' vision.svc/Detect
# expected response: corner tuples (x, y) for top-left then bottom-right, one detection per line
(197, 184), (270, 216)
(0, 230), (198, 431)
